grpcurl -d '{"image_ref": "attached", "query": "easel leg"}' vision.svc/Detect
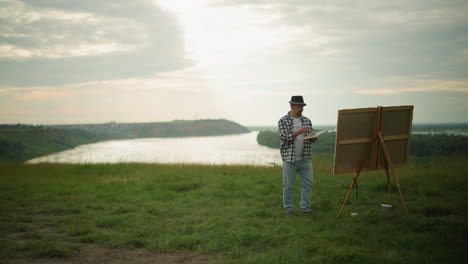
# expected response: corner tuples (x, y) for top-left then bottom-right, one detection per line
(337, 171), (360, 219)
(378, 132), (410, 216)
(390, 169), (410, 216)
(384, 168), (394, 206)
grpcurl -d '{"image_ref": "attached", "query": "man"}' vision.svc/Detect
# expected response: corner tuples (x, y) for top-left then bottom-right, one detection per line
(278, 95), (317, 214)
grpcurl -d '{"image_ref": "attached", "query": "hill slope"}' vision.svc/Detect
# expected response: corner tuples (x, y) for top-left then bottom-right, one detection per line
(0, 125), (104, 163)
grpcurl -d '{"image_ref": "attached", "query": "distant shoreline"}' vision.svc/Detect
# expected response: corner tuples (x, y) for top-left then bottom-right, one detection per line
(0, 119), (250, 163)
(248, 123), (468, 133)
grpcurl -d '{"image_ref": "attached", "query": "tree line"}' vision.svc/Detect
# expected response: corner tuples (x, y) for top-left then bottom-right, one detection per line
(51, 119), (250, 139)
(257, 130), (468, 157)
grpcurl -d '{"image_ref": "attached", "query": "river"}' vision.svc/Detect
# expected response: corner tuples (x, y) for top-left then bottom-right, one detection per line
(27, 132), (282, 166)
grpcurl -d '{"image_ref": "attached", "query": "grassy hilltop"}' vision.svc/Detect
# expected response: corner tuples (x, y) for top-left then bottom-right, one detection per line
(1, 155), (467, 263)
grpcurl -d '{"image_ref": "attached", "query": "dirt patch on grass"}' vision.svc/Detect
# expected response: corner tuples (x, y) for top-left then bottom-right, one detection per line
(6, 216), (218, 264)
(8, 244), (218, 264)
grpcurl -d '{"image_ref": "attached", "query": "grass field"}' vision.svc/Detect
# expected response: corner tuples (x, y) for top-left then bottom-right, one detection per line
(1, 154), (467, 263)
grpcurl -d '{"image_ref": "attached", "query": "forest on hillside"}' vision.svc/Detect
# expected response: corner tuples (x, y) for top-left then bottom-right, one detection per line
(0, 125), (105, 163)
(51, 119), (249, 139)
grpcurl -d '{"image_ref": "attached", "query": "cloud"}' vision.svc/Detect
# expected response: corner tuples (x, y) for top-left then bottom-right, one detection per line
(0, 66), (213, 98)
(0, 0), (190, 86)
(18, 89), (73, 101)
(356, 89), (399, 95)
(355, 79), (468, 94)
(0, 65), (227, 124)
(209, 0), (468, 83)
(0, 1), (147, 59)
(0, 86), (74, 102)
(1, 0), (467, 125)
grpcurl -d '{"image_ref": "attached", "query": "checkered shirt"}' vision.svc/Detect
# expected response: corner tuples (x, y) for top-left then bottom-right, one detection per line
(278, 112), (313, 162)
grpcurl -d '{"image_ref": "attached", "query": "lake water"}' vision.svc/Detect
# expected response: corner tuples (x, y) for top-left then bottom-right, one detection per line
(27, 132), (283, 166)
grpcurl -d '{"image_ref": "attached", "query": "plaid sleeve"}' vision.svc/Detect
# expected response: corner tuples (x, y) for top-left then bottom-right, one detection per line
(303, 117), (313, 131)
(302, 117), (313, 160)
(278, 115), (295, 162)
(278, 116), (293, 147)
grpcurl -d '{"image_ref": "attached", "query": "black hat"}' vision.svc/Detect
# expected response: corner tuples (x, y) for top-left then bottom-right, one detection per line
(289, 95), (306, 106)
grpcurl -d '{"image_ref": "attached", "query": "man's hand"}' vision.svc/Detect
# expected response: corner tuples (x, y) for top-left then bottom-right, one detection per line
(293, 127), (310, 138)
(309, 137), (318, 143)
(297, 127), (310, 134)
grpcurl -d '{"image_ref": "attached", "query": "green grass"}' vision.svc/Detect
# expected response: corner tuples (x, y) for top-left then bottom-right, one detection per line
(0, 155), (467, 263)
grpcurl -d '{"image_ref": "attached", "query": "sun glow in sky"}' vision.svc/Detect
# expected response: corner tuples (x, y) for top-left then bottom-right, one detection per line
(159, 0), (295, 65)
(157, 0), (303, 110)
(0, 0), (467, 126)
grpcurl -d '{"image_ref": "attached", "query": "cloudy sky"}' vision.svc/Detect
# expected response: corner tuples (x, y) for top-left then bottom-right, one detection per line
(1, 0), (467, 126)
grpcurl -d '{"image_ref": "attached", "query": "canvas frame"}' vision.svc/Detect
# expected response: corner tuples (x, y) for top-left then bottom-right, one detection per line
(333, 105), (414, 175)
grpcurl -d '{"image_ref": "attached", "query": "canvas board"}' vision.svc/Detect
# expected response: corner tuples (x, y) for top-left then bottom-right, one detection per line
(333, 105), (413, 174)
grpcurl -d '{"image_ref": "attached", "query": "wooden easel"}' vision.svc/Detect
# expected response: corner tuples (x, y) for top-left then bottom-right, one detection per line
(336, 107), (410, 219)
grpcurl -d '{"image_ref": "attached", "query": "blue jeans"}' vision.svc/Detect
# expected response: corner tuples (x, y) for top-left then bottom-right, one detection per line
(283, 160), (313, 213)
